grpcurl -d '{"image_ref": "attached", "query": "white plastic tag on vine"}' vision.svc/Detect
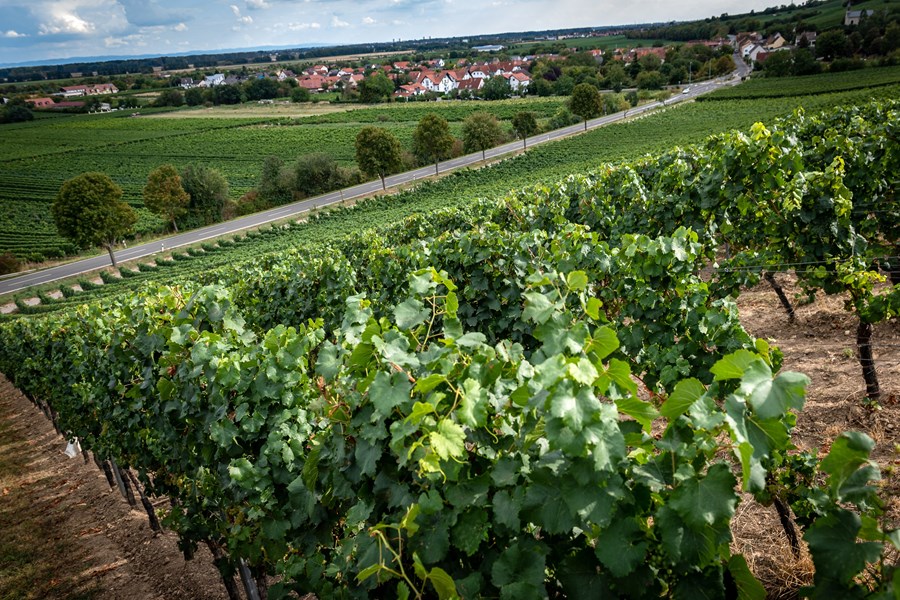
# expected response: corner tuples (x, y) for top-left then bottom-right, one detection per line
(64, 438), (81, 458)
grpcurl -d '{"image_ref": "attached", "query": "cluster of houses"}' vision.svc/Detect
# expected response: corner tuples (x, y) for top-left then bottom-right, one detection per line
(735, 31), (815, 63)
(174, 57), (538, 99)
(391, 59), (534, 98)
(24, 82), (119, 111)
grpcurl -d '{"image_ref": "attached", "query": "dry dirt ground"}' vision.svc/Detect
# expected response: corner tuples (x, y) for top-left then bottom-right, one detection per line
(0, 273), (897, 599)
(0, 375), (228, 600)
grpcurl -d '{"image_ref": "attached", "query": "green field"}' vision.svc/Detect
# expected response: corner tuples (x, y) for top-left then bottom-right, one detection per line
(0, 97), (568, 261)
(701, 64), (900, 100)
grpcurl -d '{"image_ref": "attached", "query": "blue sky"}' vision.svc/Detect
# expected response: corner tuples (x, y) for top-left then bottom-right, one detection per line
(0, 0), (783, 66)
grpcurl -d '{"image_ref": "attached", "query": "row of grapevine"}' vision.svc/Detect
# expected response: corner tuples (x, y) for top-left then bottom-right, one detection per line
(3, 248), (894, 598)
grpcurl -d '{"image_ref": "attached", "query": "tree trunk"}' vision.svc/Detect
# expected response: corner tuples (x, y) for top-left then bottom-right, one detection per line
(482, 149), (486, 162)
(764, 272), (795, 322)
(172, 218), (179, 233)
(106, 244), (117, 267)
(435, 160), (439, 175)
(523, 137), (527, 150)
(584, 119), (588, 131)
(380, 174), (386, 190)
(857, 319), (880, 401)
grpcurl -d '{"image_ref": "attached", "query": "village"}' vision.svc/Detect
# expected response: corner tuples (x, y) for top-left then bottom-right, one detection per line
(6, 25), (829, 113)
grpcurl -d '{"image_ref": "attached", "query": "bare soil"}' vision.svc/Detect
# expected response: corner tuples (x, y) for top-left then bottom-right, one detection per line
(0, 376), (227, 600)
(0, 272), (897, 599)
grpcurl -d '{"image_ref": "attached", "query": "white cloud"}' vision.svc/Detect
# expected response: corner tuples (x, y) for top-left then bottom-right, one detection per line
(246, 0), (269, 9)
(230, 4), (241, 17)
(287, 21), (321, 31)
(3, 30), (28, 38)
(362, 16), (376, 25)
(38, 9), (94, 36)
(239, 15), (253, 24)
(104, 33), (145, 47)
(174, 22), (187, 31)
(331, 15), (349, 28)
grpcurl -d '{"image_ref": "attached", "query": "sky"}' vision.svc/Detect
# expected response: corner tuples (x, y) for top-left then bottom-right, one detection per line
(0, 0), (784, 66)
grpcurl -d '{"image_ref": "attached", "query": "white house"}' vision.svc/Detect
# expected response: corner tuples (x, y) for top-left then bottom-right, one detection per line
(200, 74), (225, 87)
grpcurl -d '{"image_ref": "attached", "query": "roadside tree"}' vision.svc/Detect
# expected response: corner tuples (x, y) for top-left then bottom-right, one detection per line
(462, 112), (504, 161)
(569, 82), (602, 130)
(355, 126), (403, 190)
(52, 172), (136, 267)
(412, 114), (455, 174)
(511, 111), (539, 149)
(143, 164), (190, 232)
(181, 164), (229, 226)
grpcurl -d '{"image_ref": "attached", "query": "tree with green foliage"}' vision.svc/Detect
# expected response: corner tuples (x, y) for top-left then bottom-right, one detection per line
(481, 75), (512, 100)
(358, 72), (395, 103)
(154, 88), (184, 107)
(355, 126), (403, 190)
(569, 82), (602, 130)
(816, 29), (851, 61)
(143, 164), (189, 232)
(181, 164), (229, 226)
(462, 112), (504, 161)
(184, 87), (205, 106)
(291, 86), (311, 103)
(1, 98), (34, 124)
(511, 111), (539, 149)
(52, 172), (136, 267)
(412, 114), (455, 174)
(257, 155), (292, 205)
(244, 77), (281, 100)
(213, 84), (243, 105)
(292, 153), (354, 197)
(603, 63), (629, 92)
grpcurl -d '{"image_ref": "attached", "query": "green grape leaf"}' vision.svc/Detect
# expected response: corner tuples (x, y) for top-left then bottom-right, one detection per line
(710, 349), (758, 381)
(661, 378), (705, 420)
(804, 509), (883, 586)
(566, 270), (589, 291)
(369, 370), (412, 418)
(523, 291), (557, 325)
(740, 360), (808, 419)
(427, 567), (459, 600)
(594, 517), (648, 578)
(491, 541), (547, 589)
(670, 463), (737, 528)
(727, 555), (766, 600)
(430, 419), (466, 461)
(820, 431), (876, 498)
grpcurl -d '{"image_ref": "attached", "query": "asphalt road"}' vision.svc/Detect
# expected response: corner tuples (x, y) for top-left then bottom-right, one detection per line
(0, 71), (741, 297)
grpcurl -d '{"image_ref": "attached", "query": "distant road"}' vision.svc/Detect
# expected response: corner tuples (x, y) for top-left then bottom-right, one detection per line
(0, 72), (739, 296)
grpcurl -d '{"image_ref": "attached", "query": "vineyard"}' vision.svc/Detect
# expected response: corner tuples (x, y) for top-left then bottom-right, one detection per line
(0, 99), (897, 598)
(11, 79), (900, 311)
(700, 64), (900, 101)
(0, 97), (566, 261)
(4, 64), (900, 263)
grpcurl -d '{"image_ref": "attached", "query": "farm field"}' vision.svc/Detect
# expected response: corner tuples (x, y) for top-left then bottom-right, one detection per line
(701, 64), (900, 100)
(0, 97), (568, 261)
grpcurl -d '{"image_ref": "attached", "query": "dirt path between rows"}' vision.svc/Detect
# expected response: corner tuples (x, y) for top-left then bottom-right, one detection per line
(0, 275), (897, 598)
(0, 375), (227, 600)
